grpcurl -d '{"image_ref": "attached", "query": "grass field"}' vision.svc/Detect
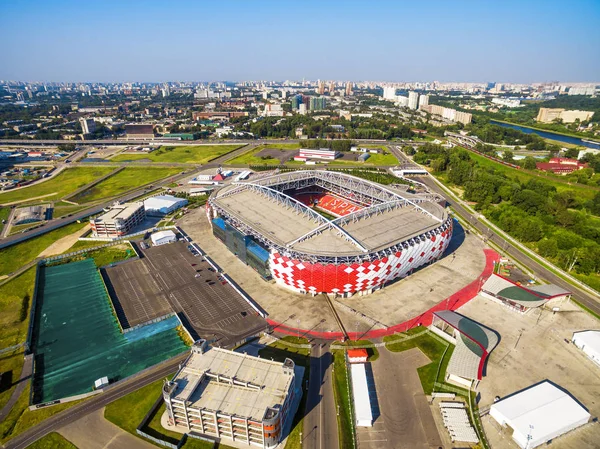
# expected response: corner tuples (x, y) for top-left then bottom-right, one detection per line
(384, 330), (451, 394)
(26, 432), (77, 449)
(0, 221), (87, 277)
(104, 375), (219, 449)
(0, 267), (36, 349)
(111, 145), (244, 164)
(69, 167), (181, 203)
(52, 204), (93, 218)
(0, 167), (114, 206)
(331, 349), (355, 449)
(467, 150), (598, 199)
(0, 206), (11, 233)
(8, 222), (41, 235)
(0, 383), (81, 443)
(47, 243), (136, 268)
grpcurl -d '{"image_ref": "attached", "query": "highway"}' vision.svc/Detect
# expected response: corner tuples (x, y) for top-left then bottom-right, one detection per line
(388, 144), (600, 315)
(0, 169), (192, 250)
(3, 353), (187, 449)
(304, 342), (339, 449)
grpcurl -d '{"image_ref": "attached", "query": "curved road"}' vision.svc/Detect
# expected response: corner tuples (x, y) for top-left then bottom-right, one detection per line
(3, 354), (187, 449)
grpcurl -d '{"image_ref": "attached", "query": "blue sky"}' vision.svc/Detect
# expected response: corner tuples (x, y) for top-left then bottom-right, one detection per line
(1, 0), (599, 83)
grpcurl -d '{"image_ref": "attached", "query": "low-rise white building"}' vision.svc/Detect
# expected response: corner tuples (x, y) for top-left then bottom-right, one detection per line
(572, 330), (600, 367)
(151, 230), (177, 246)
(144, 195), (188, 216)
(490, 381), (590, 449)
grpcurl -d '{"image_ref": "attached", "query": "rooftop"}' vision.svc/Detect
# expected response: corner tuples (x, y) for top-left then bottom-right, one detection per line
(170, 346), (294, 421)
(211, 170), (448, 257)
(92, 202), (143, 223)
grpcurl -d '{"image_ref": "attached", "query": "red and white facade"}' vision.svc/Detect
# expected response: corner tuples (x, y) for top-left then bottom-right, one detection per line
(269, 223), (452, 295)
(297, 148), (339, 160)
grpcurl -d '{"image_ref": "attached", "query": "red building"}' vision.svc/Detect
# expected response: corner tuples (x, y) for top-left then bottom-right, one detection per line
(347, 349), (369, 364)
(536, 157), (588, 175)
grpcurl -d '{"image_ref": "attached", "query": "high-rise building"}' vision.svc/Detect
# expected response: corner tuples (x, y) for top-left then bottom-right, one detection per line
(79, 118), (96, 134)
(309, 96), (327, 111)
(408, 91), (419, 110)
(418, 94), (429, 109)
(318, 80), (325, 95)
(329, 81), (335, 95)
(345, 81), (353, 96)
(383, 86), (396, 100)
(291, 95), (302, 110)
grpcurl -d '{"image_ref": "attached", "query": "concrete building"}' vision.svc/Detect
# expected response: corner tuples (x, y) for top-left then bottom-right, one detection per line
(408, 91), (419, 110)
(162, 341), (296, 449)
(536, 108), (594, 124)
(263, 104), (284, 117)
(124, 124), (155, 139)
(13, 205), (48, 225)
(151, 229), (177, 246)
(418, 94), (429, 109)
(143, 195), (188, 216)
(79, 118), (96, 134)
(297, 148), (339, 161)
(382, 86), (397, 100)
(421, 104), (472, 124)
(90, 202), (145, 238)
(489, 381), (590, 449)
(345, 81), (353, 96)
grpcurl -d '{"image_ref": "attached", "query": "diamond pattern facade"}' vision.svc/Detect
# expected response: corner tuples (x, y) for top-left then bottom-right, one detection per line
(270, 224), (453, 294)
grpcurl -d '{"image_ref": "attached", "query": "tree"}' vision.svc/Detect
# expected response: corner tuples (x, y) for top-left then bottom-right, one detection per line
(502, 150), (514, 162)
(564, 147), (579, 159)
(522, 156), (537, 170)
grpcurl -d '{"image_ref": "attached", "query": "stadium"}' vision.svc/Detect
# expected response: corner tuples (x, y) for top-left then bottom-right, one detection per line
(207, 170), (453, 296)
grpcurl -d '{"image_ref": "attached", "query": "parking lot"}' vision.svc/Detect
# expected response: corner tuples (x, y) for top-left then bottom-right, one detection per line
(104, 240), (268, 347)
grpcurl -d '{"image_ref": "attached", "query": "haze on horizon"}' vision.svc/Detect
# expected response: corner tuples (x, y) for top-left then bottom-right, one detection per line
(1, 0), (599, 84)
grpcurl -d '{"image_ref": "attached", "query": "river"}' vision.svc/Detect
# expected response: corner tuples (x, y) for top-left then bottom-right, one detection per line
(490, 120), (600, 150)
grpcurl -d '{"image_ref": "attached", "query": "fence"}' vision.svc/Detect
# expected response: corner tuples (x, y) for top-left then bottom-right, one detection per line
(137, 395), (185, 449)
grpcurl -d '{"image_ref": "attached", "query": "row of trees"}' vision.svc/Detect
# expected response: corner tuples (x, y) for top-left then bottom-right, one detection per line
(412, 144), (600, 283)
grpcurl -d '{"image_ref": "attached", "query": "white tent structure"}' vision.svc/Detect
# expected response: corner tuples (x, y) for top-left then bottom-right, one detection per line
(572, 330), (600, 367)
(144, 195), (188, 216)
(490, 381), (590, 449)
(151, 230), (177, 246)
(350, 363), (373, 427)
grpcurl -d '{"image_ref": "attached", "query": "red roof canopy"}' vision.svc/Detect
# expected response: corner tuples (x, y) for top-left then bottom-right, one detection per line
(348, 348), (368, 358)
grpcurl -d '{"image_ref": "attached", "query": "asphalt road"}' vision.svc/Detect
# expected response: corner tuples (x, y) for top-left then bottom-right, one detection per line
(0, 169), (192, 250)
(304, 342), (339, 449)
(419, 175), (600, 317)
(3, 353), (187, 449)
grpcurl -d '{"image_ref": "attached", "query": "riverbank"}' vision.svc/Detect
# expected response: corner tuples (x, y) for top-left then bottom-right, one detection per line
(491, 120), (600, 149)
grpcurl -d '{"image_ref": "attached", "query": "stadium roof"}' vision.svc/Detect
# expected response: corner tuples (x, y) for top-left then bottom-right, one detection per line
(433, 310), (498, 380)
(490, 381), (590, 449)
(211, 170), (449, 259)
(170, 346), (294, 421)
(480, 274), (570, 308)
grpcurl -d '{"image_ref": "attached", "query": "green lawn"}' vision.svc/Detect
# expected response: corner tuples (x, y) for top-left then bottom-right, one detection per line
(0, 384), (81, 443)
(47, 243), (136, 268)
(0, 167), (115, 205)
(334, 340), (379, 361)
(0, 206), (11, 233)
(111, 145), (244, 164)
(0, 349), (26, 412)
(0, 267), (35, 349)
(53, 204), (94, 218)
(331, 349), (354, 449)
(105, 376), (172, 436)
(0, 221), (87, 277)
(8, 222), (41, 235)
(384, 330), (450, 394)
(467, 151), (598, 200)
(69, 167), (181, 203)
(26, 432), (77, 449)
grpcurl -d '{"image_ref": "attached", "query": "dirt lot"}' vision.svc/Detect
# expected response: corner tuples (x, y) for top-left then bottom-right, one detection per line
(255, 148), (297, 163)
(458, 296), (600, 449)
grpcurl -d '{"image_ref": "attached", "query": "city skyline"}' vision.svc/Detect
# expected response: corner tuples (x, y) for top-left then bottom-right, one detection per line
(1, 0), (599, 83)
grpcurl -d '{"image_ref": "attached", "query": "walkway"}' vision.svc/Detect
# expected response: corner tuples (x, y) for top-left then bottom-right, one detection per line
(0, 354), (33, 423)
(58, 408), (156, 449)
